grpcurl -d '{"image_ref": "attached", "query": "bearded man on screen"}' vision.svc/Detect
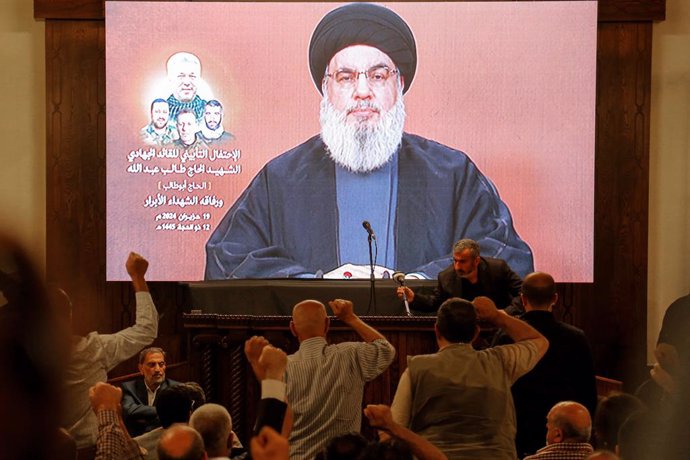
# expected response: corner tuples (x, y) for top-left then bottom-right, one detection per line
(205, 2), (533, 280)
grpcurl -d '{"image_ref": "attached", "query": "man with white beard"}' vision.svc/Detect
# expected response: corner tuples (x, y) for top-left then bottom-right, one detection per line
(205, 2), (533, 281)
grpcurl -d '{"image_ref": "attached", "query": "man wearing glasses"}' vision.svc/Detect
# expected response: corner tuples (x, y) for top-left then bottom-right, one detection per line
(205, 3), (533, 281)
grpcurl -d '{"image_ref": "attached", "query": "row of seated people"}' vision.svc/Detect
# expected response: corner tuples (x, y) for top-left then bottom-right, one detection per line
(1, 233), (688, 459)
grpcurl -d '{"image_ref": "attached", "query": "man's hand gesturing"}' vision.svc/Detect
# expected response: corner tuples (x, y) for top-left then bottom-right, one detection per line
(259, 345), (288, 381)
(328, 299), (356, 323)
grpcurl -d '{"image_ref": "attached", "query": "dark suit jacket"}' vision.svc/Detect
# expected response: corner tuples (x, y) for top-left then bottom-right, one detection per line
(121, 377), (179, 437)
(495, 310), (598, 458)
(411, 256), (523, 315)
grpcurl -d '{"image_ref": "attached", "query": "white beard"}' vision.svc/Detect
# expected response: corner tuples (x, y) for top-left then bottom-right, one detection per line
(319, 89), (405, 174)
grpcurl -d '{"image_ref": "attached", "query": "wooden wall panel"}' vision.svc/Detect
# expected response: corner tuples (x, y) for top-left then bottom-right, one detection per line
(586, 21), (651, 387)
(40, 1), (662, 387)
(45, 21), (187, 374)
(45, 20), (106, 336)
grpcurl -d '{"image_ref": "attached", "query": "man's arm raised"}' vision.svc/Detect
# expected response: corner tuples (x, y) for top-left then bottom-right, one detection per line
(126, 252), (149, 293)
(328, 299), (385, 343)
(473, 296), (548, 358)
(364, 404), (447, 460)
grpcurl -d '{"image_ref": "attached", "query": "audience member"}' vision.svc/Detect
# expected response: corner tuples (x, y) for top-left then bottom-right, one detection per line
(245, 344), (290, 437)
(122, 346), (180, 437)
(398, 239), (524, 315)
(89, 381), (144, 460)
(134, 383), (201, 460)
(357, 439), (413, 460)
(524, 401), (593, 459)
(316, 432), (368, 460)
(390, 296), (548, 459)
(593, 393), (645, 452)
(62, 252), (157, 448)
(56, 428), (78, 460)
(364, 404), (448, 460)
(615, 410), (661, 460)
(250, 427), (289, 460)
(189, 403), (240, 460)
(0, 234), (70, 459)
(494, 272), (598, 457)
(245, 298), (394, 458)
(157, 424), (206, 460)
(586, 451), (620, 460)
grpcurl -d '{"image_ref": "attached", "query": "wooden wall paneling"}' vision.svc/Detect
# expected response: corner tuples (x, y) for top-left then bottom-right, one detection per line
(45, 20), (107, 335)
(598, 0), (666, 22)
(587, 21), (651, 387)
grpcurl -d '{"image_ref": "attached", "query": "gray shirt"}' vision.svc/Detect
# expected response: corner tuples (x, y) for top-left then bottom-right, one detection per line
(392, 341), (541, 460)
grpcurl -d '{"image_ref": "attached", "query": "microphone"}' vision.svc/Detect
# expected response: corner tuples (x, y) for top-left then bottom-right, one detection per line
(392, 271), (406, 286)
(393, 271), (412, 316)
(362, 221), (376, 240)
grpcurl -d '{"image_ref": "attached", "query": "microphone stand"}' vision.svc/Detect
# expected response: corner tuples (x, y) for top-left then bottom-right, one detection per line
(366, 233), (377, 315)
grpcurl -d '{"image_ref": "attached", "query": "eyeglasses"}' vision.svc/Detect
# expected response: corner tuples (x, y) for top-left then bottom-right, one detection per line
(326, 66), (398, 89)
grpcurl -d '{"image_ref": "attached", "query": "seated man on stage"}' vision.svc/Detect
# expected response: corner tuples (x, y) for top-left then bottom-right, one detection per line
(121, 346), (180, 437)
(397, 239), (524, 315)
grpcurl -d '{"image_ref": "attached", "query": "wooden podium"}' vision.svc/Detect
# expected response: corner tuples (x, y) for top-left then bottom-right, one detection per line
(183, 313), (438, 442)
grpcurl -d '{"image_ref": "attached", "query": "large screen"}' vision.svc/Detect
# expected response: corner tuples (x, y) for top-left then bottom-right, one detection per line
(106, 1), (597, 282)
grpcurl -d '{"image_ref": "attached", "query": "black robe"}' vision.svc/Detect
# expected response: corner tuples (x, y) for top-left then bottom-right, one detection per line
(205, 133), (533, 279)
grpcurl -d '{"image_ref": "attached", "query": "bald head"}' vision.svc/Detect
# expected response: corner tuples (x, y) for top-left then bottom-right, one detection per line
(157, 424), (205, 460)
(291, 300), (328, 341)
(546, 401), (592, 445)
(521, 271), (557, 310)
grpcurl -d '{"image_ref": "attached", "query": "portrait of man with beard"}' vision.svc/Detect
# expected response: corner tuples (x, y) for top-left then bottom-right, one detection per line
(140, 98), (178, 146)
(204, 2), (533, 280)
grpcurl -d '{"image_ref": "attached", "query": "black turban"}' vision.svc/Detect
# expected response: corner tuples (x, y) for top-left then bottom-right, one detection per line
(309, 3), (417, 95)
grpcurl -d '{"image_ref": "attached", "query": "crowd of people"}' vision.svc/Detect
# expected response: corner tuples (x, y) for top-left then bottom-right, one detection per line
(3, 229), (688, 460)
(2, 2), (688, 459)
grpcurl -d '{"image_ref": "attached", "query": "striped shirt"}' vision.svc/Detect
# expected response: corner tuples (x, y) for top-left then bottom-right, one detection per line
(285, 336), (395, 459)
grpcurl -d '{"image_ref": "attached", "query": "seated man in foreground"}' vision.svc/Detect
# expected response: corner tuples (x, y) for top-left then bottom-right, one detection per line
(391, 296), (548, 459)
(247, 298), (395, 459)
(122, 347), (180, 437)
(524, 401), (594, 460)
